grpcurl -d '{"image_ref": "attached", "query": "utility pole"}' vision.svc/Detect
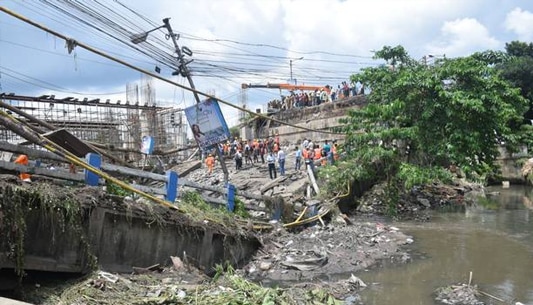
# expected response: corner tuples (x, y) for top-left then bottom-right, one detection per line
(290, 59), (294, 84)
(289, 56), (303, 85)
(162, 18), (229, 183)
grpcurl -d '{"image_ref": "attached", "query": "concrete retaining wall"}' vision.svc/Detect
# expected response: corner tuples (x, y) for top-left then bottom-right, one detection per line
(0, 203), (260, 275)
(90, 207), (259, 274)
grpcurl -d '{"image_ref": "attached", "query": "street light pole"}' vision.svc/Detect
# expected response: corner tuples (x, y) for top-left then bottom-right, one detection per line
(290, 59), (293, 84)
(134, 18), (229, 182)
(161, 18), (203, 106)
(289, 56), (303, 85)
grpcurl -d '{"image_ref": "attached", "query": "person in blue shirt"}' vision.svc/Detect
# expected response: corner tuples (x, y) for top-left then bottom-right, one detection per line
(323, 140), (333, 165)
(294, 146), (302, 171)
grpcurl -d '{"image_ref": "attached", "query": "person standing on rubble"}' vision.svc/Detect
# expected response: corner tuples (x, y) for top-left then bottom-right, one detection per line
(205, 153), (215, 174)
(266, 152), (277, 179)
(305, 147), (315, 173)
(234, 150), (243, 170)
(295, 146), (302, 171)
(277, 147), (286, 176)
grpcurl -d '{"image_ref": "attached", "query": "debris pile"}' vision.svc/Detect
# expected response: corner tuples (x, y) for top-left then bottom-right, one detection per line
(22, 261), (344, 305)
(357, 181), (484, 220)
(435, 284), (484, 305)
(244, 221), (413, 287)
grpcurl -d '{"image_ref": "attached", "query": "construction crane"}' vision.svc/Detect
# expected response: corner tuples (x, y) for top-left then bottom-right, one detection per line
(241, 83), (331, 93)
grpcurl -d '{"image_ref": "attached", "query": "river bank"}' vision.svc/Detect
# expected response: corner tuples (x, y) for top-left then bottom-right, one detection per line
(0, 155), (491, 304)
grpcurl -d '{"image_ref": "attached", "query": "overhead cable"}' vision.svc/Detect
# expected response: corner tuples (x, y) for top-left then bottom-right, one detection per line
(0, 6), (344, 135)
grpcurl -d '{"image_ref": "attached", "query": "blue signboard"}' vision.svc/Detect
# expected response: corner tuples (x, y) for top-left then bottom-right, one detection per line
(140, 135), (155, 155)
(184, 98), (230, 150)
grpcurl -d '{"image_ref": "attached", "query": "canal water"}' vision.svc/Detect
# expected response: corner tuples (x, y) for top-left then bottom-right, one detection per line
(358, 185), (533, 305)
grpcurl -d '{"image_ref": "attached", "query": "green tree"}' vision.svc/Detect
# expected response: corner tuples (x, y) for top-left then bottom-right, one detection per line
(494, 41), (533, 150)
(322, 45), (529, 204)
(497, 41), (533, 107)
(229, 126), (240, 139)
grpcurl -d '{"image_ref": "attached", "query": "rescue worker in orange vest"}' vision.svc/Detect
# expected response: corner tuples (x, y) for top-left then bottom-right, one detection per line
(14, 154), (31, 182)
(332, 143), (339, 161)
(314, 145), (322, 162)
(302, 146), (309, 170)
(205, 153), (215, 174)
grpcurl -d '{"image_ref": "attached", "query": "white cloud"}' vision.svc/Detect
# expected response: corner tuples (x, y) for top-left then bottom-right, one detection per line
(281, 0), (483, 57)
(425, 18), (501, 58)
(1, 0), (530, 128)
(504, 7), (533, 41)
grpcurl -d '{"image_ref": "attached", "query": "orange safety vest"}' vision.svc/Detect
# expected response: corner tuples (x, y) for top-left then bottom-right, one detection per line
(14, 154), (31, 181)
(302, 149), (309, 159)
(314, 148), (322, 160)
(205, 156), (215, 167)
(332, 145), (339, 160)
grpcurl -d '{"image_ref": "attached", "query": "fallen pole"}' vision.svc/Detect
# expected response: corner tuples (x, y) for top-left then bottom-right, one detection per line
(307, 166), (320, 196)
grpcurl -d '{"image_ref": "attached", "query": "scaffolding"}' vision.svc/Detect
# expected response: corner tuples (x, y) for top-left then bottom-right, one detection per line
(0, 89), (187, 161)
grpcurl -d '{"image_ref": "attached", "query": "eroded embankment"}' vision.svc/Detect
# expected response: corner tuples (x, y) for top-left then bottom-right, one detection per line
(0, 176), (260, 279)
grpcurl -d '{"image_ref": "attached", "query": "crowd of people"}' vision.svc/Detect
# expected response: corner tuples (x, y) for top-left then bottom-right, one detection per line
(267, 81), (365, 111)
(204, 135), (340, 179)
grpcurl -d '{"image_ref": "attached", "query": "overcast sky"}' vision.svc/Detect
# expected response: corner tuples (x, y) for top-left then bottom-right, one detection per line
(1, 0), (533, 126)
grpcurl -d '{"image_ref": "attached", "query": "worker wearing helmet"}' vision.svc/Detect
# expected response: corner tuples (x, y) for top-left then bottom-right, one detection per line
(205, 153), (215, 175)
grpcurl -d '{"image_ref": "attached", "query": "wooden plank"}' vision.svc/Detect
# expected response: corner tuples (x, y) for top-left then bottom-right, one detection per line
(43, 129), (95, 157)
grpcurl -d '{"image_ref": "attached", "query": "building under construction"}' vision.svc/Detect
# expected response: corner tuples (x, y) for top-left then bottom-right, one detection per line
(0, 77), (188, 163)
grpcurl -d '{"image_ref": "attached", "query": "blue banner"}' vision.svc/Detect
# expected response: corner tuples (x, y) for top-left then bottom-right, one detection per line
(184, 98), (230, 150)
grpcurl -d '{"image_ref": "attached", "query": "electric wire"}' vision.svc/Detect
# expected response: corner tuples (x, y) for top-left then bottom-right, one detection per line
(0, 7), (344, 136)
(0, 66), (130, 96)
(1, 1), (372, 118)
(15, 0), (374, 86)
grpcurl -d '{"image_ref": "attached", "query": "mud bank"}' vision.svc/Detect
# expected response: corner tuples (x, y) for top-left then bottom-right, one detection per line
(242, 220), (413, 298)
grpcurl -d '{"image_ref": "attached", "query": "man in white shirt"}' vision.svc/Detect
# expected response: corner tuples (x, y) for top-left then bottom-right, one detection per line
(234, 150), (243, 170)
(266, 152), (277, 179)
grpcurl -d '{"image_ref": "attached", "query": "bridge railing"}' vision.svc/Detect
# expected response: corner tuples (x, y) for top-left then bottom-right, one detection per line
(0, 151), (266, 212)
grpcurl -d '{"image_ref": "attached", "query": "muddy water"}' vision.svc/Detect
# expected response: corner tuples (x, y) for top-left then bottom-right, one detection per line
(358, 185), (533, 305)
